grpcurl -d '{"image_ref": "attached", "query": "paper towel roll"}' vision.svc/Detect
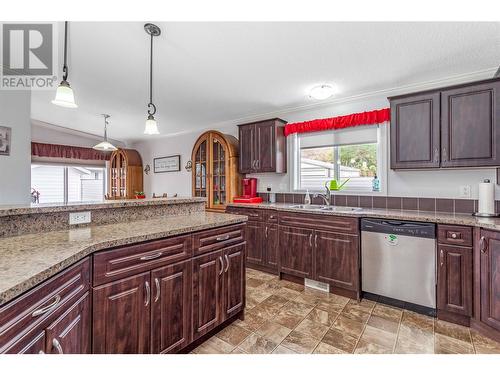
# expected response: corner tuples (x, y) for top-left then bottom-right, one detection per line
(478, 180), (495, 215)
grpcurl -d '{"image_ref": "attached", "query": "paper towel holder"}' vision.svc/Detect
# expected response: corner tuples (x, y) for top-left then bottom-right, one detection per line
(473, 179), (500, 217)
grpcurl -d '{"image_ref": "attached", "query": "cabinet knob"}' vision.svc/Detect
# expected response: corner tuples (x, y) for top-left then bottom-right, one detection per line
(451, 233), (457, 239)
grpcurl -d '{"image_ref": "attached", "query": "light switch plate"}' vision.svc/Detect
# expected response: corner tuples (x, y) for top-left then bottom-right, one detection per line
(459, 185), (472, 198)
(69, 211), (91, 225)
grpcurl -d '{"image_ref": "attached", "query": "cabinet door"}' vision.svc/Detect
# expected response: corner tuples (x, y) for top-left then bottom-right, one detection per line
(264, 224), (279, 271)
(441, 81), (500, 167)
(3, 331), (46, 354)
(255, 121), (276, 172)
(151, 260), (192, 354)
(46, 292), (91, 354)
(480, 230), (500, 330)
(246, 220), (264, 265)
(238, 124), (255, 173)
(92, 272), (151, 354)
(223, 244), (246, 320)
(390, 92), (440, 169)
(279, 226), (314, 278)
(192, 250), (223, 340)
(437, 245), (472, 316)
(314, 230), (359, 291)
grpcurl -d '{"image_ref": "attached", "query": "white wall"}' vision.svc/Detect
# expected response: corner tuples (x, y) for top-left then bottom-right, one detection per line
(0, 90), (32, 205)
(132, 72), (499, 200)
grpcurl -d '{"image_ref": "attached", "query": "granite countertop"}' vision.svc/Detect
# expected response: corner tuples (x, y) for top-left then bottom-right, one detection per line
(227, 202), (500, 230)
(0, 212), (247, 306)
(0, 197), (206, 217)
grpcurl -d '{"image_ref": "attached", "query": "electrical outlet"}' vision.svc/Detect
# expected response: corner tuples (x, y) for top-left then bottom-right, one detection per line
(69, 211), (91, 225)
(459, 185), (472, 198)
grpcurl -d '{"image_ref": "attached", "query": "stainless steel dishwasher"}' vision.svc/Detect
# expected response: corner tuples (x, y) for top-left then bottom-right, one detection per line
(361, 218), (436, 309)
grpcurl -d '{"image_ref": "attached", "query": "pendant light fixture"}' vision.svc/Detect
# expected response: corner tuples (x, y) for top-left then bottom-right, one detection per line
(143, 23), (161, 135)
(93, 114), (117, 151)
(52, 21), (78, 108)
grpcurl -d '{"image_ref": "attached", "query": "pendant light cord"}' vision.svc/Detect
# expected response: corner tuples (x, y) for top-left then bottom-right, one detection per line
(147, 32), (157, 116)
(62, 21), (69, 81)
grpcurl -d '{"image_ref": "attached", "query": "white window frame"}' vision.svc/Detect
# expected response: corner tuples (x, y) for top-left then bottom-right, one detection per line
(289, 123), (388, 195)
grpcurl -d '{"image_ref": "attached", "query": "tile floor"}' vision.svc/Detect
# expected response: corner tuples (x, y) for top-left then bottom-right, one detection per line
(191, 268), (500, 354)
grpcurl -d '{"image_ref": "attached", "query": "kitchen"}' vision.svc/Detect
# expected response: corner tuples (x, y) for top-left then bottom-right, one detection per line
(1, 5), (500, 372)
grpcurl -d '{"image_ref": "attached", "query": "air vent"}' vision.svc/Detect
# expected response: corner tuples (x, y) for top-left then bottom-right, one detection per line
(304, 278), (330, 293)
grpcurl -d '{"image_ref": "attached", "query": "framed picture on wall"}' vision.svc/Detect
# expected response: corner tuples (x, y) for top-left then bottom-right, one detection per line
(154, 155), (181, 173)
(0, 126), (11, 156)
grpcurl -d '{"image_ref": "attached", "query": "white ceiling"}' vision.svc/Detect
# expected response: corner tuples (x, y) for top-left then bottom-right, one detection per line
(30, 22), (500, 142)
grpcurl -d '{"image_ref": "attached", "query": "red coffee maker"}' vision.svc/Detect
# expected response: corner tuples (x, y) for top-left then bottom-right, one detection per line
(233, 178), (263, 203)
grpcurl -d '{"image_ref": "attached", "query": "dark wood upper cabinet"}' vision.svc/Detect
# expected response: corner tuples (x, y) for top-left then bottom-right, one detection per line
(441, 80), (500, 167)
(223, 244), (245, 320)
(151, 260), (192, 354)
(390, 92), (441, 169)
(479, 229), (500, 331)
(390, 78), (500, 169)
(238, 118), (287, 174)
(192, 250), (223, 341)
(92, 272), (151, 354)
(437, 244), (472, 317)
(314, 230), (359, 292)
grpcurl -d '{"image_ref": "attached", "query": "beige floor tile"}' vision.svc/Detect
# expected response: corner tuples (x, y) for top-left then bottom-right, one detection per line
(276, 287), (302, 301)
(355, 340), (392, 354)
(281, 330), (320, 354)
(216, 324), (252, 346)
(434, 319), (471, 343)
(294, 318), (329, 339)
(230, 347), (247, 354)
(306, 307), (338, 327)
(256, 321), (292, 344)
(293, 293), (322, 306)
(471, 330), (500, 354)
(273, 309), (305, 329)
(250, 303), (283, 320)
(285, 300), (315, 316)
(372, 304), (403, 322)
(434, 333), (474, 354)
(317, 299), (347, 314)
(247, 278), (266, 288)
(321, 328), (358, 353)
(195, 336), (235, 354)
(346, 299), (375, 313)
(272, 345), (298, 354)
(247, 288), (274, 303)
(332, 314), (365, 337)
(234, 312), (267, 331)
(358, 325), (396, 350)
(394, 336), (434, 354)
(367, 314), (399, 334)
(279, 280), (305, 292)
(400, 310), (434, 334)
(238, 333), (278, 354)
(261, 294), (289, 309)
(341, 304), (371, 324)
(313, 342), (348, 354)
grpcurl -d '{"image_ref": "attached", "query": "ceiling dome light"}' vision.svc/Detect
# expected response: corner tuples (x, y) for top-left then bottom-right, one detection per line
(52, 21), (78, 108)
(309, 84), (336, 100)
(143, 23), (161, 135)
(93, 114), (117, 151)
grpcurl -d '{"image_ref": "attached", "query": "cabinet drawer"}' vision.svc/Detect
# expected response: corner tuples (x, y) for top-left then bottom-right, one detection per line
(226, 207), (263, 221)
(437, 225), (472, 247)
(93, 235), (192, 286)
(279, 212), (359, 234)
(0, 258), (90, 353)
(264, 211), (278, 224)
(193, 224), (245, 256)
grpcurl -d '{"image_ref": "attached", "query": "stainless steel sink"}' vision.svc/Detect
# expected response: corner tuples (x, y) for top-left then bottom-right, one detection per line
(289, 204), (324, 210)
(320, 206), (362, 212)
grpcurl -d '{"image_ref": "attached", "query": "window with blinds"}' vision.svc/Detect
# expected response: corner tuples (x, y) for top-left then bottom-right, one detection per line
(296, 126), (381, 192)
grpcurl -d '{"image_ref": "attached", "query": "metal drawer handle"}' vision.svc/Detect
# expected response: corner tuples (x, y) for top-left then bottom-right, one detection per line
(480, 236), (487, 254)
(140, 252), (163, 261)
(265, 226), (268, 238)
(145, 281), (150, 306)
(315, 234), (318, 248)
(434, 147), (439, 163)
(309, 234), (312, 247)
(219, 256), (224, 275)
(216, 234), (230, 241)
(154, 278), (160, 303)
(440, 249), (444, 267)
(32, 295), (61, 317)
(224, 254), (229, 272)
(52, 338), (63, 354)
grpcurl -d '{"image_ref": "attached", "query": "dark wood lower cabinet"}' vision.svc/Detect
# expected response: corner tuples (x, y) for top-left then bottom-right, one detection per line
(223, 244), (245, 319)
(4, 331), (46, 354)
(479, 229), (500, 331)
(279, 226), (314, 278)
(245, 220), (264, 265)
(264, 224), (279, 270)
(92, 272), (151, 354)
(192, 250), (224, 341)
(437, 245), (472, 317)
(314, 230), (359, 291)
(151, 260), (192, 354)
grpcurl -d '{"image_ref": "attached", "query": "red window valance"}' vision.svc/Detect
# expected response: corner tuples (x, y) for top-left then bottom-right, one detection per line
(284, 108), (390, 137)
(31, 142), (112, 161)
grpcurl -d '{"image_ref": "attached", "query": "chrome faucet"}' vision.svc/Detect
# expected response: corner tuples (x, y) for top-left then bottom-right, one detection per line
(313, 181), (332, 206)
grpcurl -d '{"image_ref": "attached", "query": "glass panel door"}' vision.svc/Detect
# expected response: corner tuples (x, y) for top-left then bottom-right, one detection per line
(212, 137), (226, 206)
(110, 153), (119, 198)
(194, 140), (207, 198)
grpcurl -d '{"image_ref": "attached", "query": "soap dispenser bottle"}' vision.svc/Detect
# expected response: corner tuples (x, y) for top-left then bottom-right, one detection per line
(304, 189), (311, 205)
